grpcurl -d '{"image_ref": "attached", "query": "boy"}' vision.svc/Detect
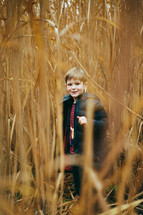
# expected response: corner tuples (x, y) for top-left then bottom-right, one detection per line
(63, 67), (108, 195)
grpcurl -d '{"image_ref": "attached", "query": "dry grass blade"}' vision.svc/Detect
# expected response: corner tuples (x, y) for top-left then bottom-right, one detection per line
(99, 199), (143, 215)
(0, 197), (16, 215)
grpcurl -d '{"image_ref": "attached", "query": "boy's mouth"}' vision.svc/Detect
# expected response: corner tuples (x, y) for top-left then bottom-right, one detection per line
(71, 91), (77, 93)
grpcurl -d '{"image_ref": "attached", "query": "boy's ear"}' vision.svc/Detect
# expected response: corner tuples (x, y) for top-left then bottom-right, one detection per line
(84, 82), (88, 92)
(84, 82), (88, 88)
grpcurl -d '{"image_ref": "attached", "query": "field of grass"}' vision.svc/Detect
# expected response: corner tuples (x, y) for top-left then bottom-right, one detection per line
(0, 0), (143, 214)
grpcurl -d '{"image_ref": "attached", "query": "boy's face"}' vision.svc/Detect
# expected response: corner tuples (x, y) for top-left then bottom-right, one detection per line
(65, 78), (87, 102)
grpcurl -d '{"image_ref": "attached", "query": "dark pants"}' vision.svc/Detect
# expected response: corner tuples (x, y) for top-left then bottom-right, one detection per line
(72, 166), (82, 195)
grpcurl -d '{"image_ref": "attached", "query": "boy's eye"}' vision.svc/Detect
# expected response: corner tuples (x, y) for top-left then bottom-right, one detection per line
(67, 83), (72, 86)
(76, 82), (80, 85)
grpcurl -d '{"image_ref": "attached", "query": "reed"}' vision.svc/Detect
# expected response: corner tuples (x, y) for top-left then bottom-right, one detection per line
(0, 0), (143, 214)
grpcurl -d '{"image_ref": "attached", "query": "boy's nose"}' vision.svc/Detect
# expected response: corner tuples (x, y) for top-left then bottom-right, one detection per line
(71, 84), (76, 89)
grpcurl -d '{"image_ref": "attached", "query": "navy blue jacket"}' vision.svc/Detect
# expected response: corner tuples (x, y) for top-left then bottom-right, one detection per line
(63, 92), (108, 168)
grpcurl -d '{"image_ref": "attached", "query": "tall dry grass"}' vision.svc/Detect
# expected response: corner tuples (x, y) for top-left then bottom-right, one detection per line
(0, 0), (143, 214)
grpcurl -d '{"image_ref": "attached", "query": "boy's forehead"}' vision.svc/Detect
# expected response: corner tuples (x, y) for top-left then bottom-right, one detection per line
(67, 78), (83, 82)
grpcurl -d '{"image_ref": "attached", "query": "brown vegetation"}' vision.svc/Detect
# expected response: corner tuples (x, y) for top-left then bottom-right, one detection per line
(0, 0), (143, 214)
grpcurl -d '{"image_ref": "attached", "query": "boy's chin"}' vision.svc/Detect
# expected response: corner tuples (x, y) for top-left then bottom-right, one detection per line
(71, 94), (78, 99)
(71, 93), (81, 97)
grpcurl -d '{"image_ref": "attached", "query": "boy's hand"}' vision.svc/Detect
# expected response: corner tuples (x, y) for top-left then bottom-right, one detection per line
(77, 116), (87, 126)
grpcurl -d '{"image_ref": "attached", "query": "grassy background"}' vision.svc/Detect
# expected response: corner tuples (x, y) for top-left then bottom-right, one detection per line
(0, 0), (143, 214)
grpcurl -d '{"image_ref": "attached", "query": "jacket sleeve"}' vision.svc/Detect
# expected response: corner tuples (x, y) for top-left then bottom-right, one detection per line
(86, 98), (109, 165)
(86, 98), (108, 133)
(93, 108), (108, 133)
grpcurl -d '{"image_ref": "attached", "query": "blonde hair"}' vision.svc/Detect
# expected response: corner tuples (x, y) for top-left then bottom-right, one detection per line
(65, 67), (87, 83)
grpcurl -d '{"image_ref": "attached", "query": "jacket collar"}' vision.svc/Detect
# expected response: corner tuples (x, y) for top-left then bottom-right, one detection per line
(63, 92), (91, 103)
(63, 94), (73, 102)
